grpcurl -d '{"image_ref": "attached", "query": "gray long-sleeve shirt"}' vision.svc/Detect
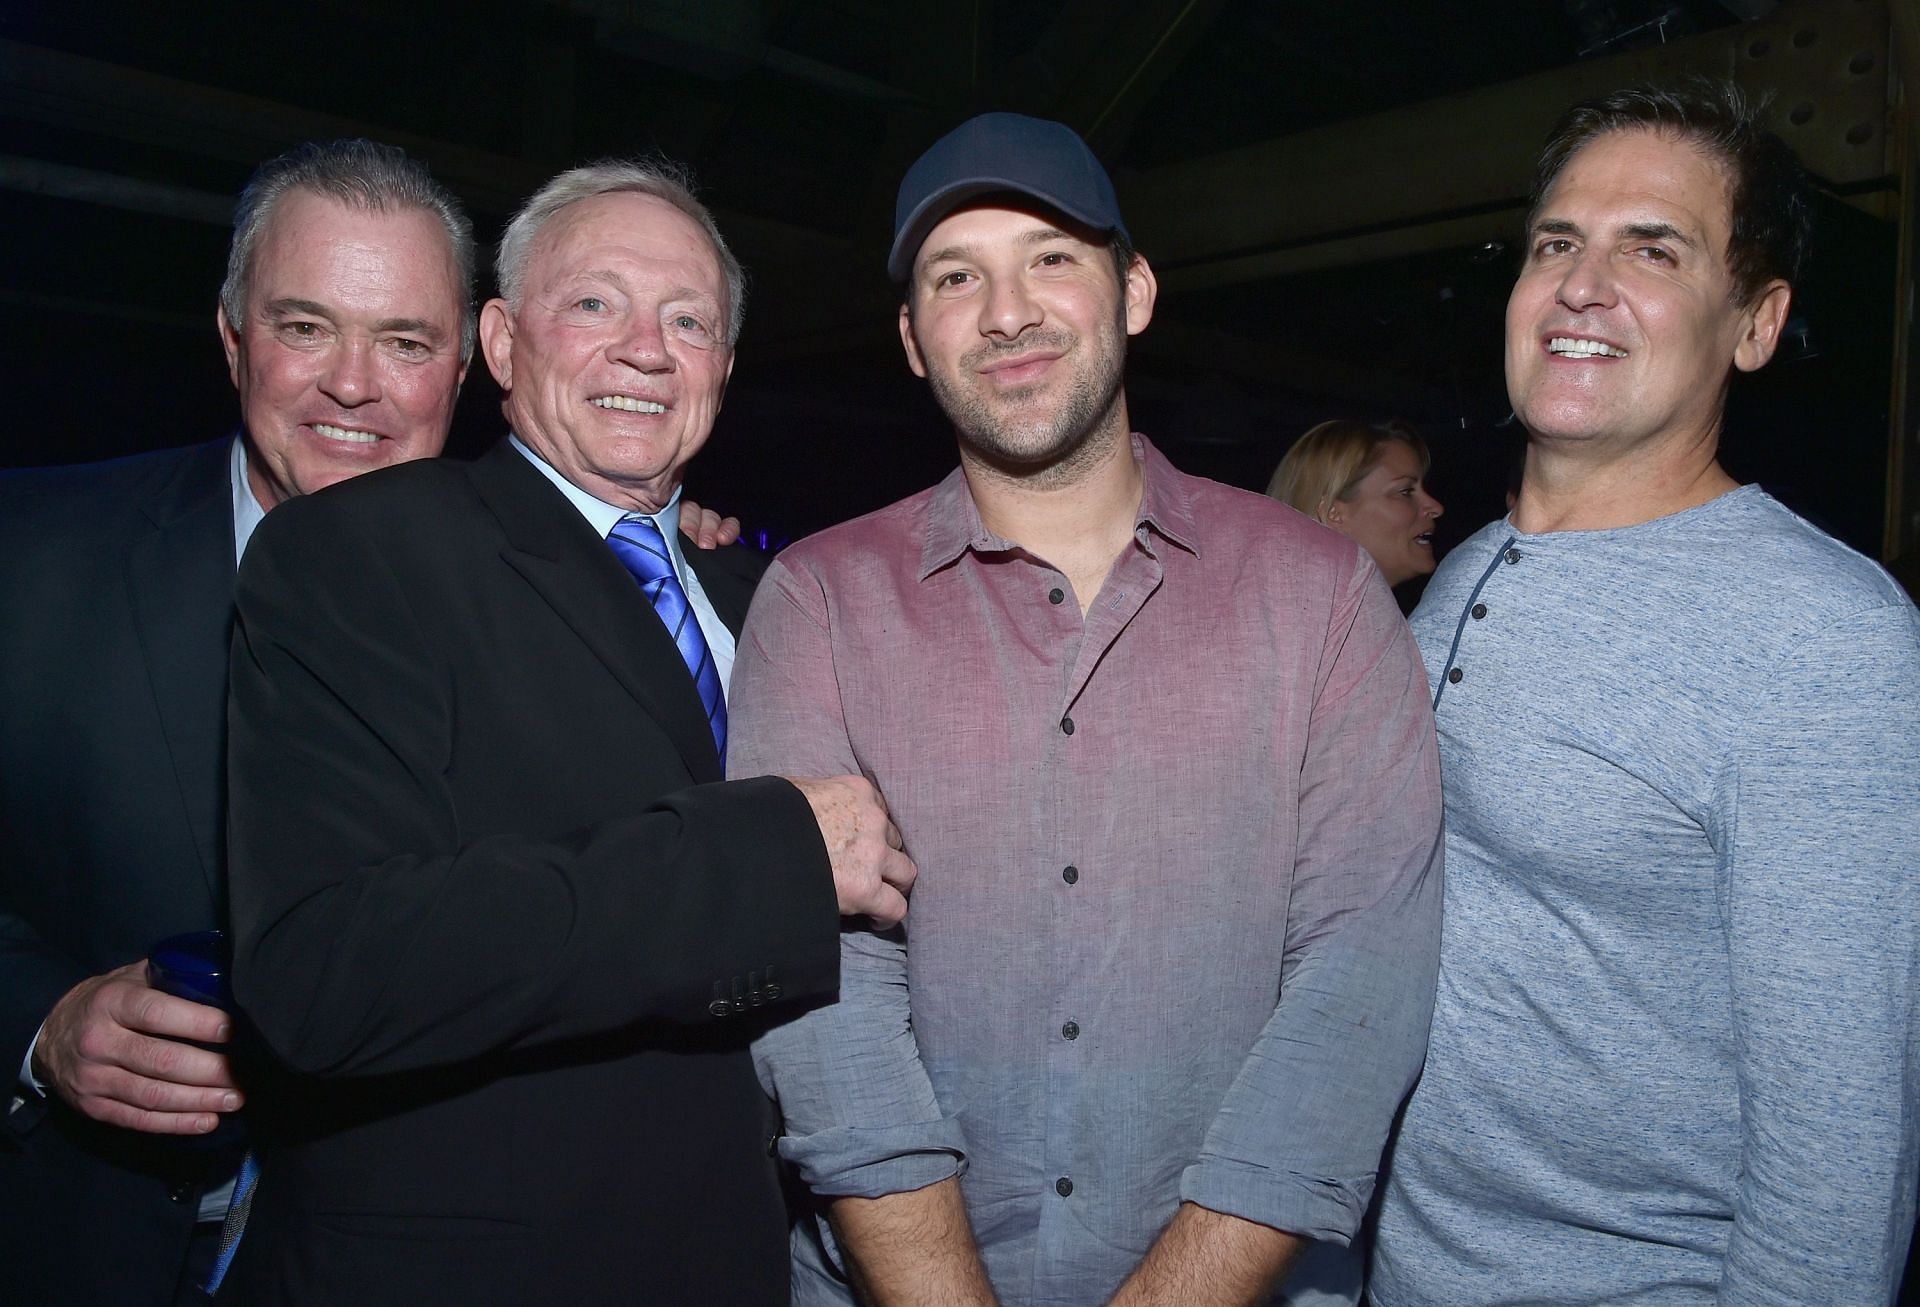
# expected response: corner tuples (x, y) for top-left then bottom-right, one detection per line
(1373, 486), (1920, 1306)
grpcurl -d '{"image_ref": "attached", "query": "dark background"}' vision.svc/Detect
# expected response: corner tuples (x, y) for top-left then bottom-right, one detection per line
(2, 1), (1914, 1294)
(0, 0), (1903, 582)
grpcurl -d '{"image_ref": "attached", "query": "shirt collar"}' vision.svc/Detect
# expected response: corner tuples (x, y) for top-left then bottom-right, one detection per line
(916, 433), (1201, 581)
(230, 434), (268, 566)
(509, 435), (689, 572)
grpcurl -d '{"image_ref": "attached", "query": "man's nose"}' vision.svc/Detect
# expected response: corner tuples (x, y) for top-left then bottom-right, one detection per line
(613, 315), (671, 370)
(1555, 247), (1619, 313)
(319, 338), (381, 407)
(978, 276), (1043, 340)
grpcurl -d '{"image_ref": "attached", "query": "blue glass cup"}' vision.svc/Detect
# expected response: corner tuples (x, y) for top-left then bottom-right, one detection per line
(147, 929), (233, 1011)
(147, 929), (246, 1149)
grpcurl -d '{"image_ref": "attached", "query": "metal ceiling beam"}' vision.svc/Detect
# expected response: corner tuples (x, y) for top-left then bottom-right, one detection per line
(0, 36), (864, 332)
(1038, 0), (1233, 156)
(1119, 0), (1893, 287)
(0, 37), (546, 215)
(1884, 0), (1918, 565)
(0, 153), (231, 226)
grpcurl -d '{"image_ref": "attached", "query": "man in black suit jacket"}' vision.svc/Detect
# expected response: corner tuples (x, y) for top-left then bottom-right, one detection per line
(0, 139), (478, 1305)
(220, 160), (914, 1305)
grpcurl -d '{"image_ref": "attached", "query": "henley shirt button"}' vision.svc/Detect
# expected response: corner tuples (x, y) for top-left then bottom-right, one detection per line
(1062, 1021), (1079, 1040)
(1447, 666), (1464, 684)
(1062, 865), (1079, 884)
(1048, 587), (1065, 605)
(1504, 547), (1522, 564)
(1061, 717), (1075, 735)
(1471, 603), (1488, 619)
(1055, 1177), (1074, 1197)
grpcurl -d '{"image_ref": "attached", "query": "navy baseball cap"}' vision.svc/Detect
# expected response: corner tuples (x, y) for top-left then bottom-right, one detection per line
(888, 112), (1130, 283)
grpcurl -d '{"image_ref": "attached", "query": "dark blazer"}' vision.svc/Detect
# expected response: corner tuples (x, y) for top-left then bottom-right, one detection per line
(220, 440), (840, 1306)
(0, 437), (241, 1306)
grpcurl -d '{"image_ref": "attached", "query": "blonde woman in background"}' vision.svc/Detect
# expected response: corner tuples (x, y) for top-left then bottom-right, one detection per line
(1267, 419), (1444, 587)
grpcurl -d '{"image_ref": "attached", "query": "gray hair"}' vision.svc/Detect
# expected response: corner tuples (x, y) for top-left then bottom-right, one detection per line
(220, 139), (477, 359)
(495, 158), (746, 345)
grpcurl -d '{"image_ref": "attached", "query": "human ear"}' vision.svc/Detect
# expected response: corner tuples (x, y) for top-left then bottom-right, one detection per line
(1733, 279), (1791, 373)
(897, 302), (929, 379)
(1123, 255), (1158, 337)
(478, 299), (516, 389)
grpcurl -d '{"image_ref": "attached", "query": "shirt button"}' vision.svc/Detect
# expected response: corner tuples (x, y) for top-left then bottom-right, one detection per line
(1061, 717), (1075, 735)
(1062, 865), (1079, 884)
(1062, 1021), (1079, 1040)
(1048, 587), (1065, 605)
(1504, 547), (1522, 564)
(1471, 603), (1487, 620)
(1055, 1177), (1074, 1197)
(1447, 667), (1463, 684)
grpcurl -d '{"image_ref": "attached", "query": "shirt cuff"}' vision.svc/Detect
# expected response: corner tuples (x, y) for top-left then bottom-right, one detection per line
(16, 1019), (48, 1097)
(1180, 1157), (1369, 1247)
(777, 1119), (968, 1198)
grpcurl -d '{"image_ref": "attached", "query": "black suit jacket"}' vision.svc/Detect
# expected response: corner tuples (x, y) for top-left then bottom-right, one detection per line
(221, 441), (839, 1306)
(0, 438), (240, 1306)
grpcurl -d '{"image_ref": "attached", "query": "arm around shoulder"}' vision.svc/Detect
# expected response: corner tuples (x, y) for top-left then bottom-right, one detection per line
(226, 493), (840, 1079)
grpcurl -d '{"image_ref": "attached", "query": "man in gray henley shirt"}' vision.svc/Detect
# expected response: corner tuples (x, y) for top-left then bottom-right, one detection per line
(1370, 83), (1920, 1305)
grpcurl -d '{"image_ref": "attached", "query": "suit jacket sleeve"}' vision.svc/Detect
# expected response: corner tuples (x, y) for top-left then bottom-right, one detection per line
(0, 477), (137, 1123)
(226, 489), (839, 1080)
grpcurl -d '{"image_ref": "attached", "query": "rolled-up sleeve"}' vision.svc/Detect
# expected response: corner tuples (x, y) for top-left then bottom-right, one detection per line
(730, 557), (967, 1196)
(1182, 564), (1444, 1242)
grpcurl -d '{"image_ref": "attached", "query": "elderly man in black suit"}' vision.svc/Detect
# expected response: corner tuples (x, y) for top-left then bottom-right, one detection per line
(217, 158), (912, 1305)
(0, 140), (483, 1305)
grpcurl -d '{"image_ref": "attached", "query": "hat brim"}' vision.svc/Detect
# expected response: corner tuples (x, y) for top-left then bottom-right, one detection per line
(887, 179), (1122, 284)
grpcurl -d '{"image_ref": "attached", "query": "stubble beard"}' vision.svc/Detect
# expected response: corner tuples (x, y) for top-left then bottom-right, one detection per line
(925, 321), (1129, 491)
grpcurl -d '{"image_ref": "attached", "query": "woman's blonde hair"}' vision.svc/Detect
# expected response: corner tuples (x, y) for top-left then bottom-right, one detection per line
(1265, 419), (1430, 522)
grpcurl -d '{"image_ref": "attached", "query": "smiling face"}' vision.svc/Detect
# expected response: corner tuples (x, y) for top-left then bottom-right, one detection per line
(899, 205), (1154, 481)
(479, 191), (734, 512)
(1324, 439), (1443, 587)
(219, 189), (468, 510)
(1505, 128), (1789, 467)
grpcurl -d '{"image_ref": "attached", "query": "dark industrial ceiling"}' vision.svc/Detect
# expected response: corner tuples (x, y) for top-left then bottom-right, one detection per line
(1, 0), (1907, 561)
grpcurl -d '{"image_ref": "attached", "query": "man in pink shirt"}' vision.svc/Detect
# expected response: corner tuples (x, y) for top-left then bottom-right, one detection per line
(732, 113), (1444, 1307)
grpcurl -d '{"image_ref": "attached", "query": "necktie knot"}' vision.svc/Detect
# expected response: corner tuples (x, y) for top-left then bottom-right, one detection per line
(607, 515), (727, 761)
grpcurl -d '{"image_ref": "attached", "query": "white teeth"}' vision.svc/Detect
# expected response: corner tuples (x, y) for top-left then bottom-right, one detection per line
(312, 423), (378, 443)
(1548, 336), (1628, 358)
(591, 396), (666, 414)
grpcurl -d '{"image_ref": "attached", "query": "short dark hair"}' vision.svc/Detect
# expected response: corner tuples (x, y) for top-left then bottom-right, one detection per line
(1529, 79), (1812, 304)
(1107, 227), (1138, 287)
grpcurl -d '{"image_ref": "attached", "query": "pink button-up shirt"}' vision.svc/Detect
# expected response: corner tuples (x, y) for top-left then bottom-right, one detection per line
(732, 436), (1442, 1306)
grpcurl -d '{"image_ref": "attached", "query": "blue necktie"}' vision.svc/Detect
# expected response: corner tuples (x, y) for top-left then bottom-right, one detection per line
(607, 515), (727, 761)
(203, 1150), (259, 1293)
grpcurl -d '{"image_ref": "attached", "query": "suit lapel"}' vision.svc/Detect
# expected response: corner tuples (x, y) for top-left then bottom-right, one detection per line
(469, 442), (723, 783)
(126, 438), (237, 910)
